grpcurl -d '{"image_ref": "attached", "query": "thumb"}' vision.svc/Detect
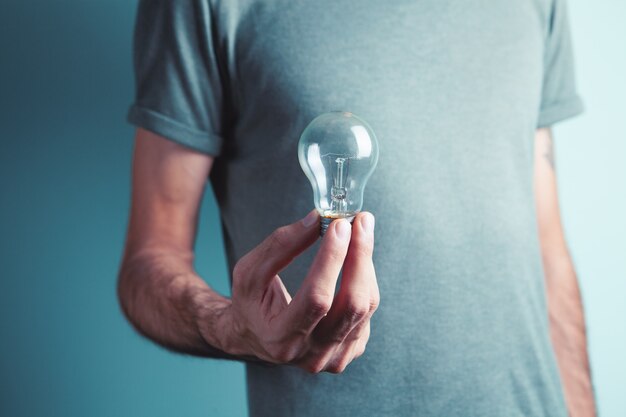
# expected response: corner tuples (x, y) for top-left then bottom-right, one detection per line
(235, 210), (320, 294)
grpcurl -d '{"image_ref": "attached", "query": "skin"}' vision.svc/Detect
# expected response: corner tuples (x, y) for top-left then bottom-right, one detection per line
(534, 128), (596, 416)
(118, 128), (378, 372)
(118, 127), (596, 411)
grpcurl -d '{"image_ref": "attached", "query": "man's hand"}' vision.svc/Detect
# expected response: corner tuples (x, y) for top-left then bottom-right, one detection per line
(210, 211), (379, 373)
(119, 129), (378, 373)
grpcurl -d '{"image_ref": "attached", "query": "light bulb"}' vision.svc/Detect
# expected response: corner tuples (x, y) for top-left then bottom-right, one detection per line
(298, 111), (379, 235)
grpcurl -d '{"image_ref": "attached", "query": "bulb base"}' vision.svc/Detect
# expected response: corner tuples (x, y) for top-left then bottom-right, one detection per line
(319, 217), (333, 236)
(319, 215), (356, 237)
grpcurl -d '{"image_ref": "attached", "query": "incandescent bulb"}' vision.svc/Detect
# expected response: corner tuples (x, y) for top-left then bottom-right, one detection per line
(298, 111), (379, 235)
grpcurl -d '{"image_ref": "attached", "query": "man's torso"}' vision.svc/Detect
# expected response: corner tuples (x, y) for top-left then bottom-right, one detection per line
(207, 1), (566, 415)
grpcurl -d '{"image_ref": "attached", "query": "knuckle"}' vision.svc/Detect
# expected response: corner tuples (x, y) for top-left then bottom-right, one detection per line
(271, 349), (289, 363)
(303, 360), (325, 374)
(326, 364), (345, 374)
(369, 294), (380, 313)
(343, 297), (370, 323)
(327, 357), (350, 374)
(232, 261), (251, 295)
(274, 350), (294, 364)
(233, 257), (251, 281)
(306, 292), (332, 317)
(354, 339), (367, 358)
(269, 226), (291, 250)
(267, 343), (298, 364)
(353, 345), (366, 359)
(360, 324), (371, 342)
(345, 306), (368, 324)
(232, 259), (245, 279)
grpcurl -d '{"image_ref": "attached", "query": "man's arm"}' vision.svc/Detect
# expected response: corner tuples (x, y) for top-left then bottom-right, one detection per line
(118, 128), (379, 372)
(118, 128), (233, 357)
(534, 128), (596, 417)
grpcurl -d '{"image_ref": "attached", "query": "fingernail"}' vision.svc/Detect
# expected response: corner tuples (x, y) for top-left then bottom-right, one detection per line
(361, 213), (375, 235)
(301, 210), (319, 228)
(335, 219), (351, 241)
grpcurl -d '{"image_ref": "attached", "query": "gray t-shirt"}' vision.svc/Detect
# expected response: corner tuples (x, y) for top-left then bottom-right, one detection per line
(128, 1), (583, 416)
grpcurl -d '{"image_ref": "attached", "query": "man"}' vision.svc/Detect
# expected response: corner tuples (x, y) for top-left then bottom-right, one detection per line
(118, 0), (596, 416)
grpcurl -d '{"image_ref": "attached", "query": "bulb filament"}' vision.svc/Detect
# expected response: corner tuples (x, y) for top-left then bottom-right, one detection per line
(330, 157), (349, 213)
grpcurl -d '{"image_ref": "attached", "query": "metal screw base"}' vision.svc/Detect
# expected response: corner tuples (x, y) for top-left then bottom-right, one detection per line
(320, 217), (333, 236)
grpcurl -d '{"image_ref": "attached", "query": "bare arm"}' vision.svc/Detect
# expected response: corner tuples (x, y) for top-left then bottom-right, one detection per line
(118, 128), (379, 372)
(118, 128), (233, 357)
(534, 128), (596, 416)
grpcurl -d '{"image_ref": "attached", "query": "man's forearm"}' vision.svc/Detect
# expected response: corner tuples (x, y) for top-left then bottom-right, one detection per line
(117, 249), (235, 358)
(544, 250), (596, 417)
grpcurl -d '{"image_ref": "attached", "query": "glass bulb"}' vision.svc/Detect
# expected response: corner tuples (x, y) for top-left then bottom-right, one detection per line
(298, 111), (379, 234)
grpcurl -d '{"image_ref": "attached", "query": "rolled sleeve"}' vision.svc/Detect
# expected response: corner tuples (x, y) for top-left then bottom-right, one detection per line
(537, 0), (584, 128)
(127, 105), (224, 155)
(128, 0), (227, 155)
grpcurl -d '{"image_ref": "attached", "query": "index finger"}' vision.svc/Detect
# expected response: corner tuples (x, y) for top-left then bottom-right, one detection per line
(278, 219), (352, 333)
(234, 210), (320, 296)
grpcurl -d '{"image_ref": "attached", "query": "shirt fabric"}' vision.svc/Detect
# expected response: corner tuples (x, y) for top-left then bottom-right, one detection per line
(128, 1), (583, 416)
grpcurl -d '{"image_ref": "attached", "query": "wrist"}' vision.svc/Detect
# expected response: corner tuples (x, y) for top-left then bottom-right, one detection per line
(192, 288), (229, 350)
(195, 293), (249, 357)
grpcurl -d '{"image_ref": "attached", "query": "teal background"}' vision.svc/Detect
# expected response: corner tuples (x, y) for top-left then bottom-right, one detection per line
(0, 1), (623, 416)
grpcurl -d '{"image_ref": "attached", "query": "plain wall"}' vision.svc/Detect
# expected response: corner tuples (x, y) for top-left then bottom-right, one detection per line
(0, 1), (623, 416)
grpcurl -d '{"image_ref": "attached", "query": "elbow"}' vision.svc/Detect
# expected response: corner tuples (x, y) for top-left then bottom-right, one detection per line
(116, 261), (137, 328)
